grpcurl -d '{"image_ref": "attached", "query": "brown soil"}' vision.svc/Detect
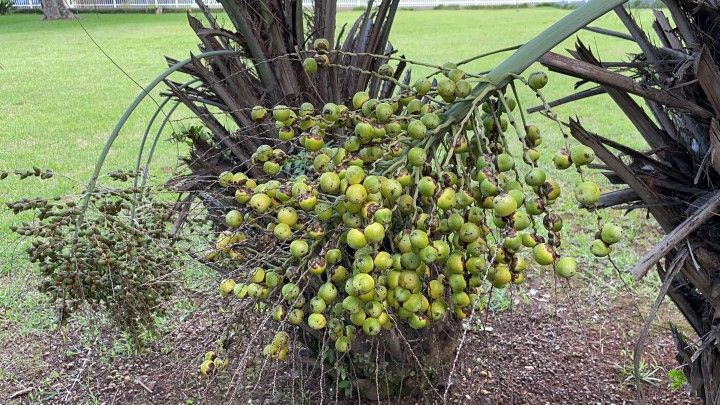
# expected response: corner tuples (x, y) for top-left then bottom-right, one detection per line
(445, 281), (698, 404)
(1, 273), (699, 405)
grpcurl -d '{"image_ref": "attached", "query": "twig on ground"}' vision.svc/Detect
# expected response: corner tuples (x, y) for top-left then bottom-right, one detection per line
(8, 387), (34, 399)
(135, 378), (154, 394)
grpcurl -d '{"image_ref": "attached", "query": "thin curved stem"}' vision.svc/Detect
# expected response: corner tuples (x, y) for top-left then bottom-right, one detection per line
(140, 101), (182, 189)
(134, 78), (200, 189)
(79, 49), (239, 222)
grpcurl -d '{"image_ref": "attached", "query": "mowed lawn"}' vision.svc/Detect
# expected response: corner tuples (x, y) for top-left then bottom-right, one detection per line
(0, 8), (650, 198)
(0, 8), (661, 334)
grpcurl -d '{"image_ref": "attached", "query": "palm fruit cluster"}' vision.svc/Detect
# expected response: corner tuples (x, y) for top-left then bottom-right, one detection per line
(591, 222), (623, 257)
(3, 169), (177, 339)
(199, 351), (230, 377)
(261, 331), (291, 361)
(206, 53), (622, 362)
(1, 166), (53, 182)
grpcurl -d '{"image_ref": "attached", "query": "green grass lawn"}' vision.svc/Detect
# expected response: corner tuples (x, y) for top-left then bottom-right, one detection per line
(0, 8), (662, 335)
(0, 8), (649, 194)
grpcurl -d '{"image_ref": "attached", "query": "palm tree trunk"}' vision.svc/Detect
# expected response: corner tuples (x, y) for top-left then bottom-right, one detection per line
(537, 3), (720, 401)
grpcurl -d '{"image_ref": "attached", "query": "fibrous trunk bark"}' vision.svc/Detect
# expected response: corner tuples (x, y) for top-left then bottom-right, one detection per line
(538, 3), (720, 400)
(353, 323), (460, 400)
(301, 321), (460, 400)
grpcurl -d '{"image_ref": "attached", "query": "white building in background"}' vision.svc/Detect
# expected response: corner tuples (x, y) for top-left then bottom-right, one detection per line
(13, 0), (586, 11)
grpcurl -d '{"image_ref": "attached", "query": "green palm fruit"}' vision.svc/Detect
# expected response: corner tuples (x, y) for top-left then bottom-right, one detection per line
(575, 181), (601, 206)
(446, 252), (464, 274)
(493, 194), (518, 217)
(408, 313), (428, 329)
(524, 168), (547, 187)
(308, 313), (327, 330)
(249, 193), (272, 213)
(352, 91), (370, 109)
(437, 78), (456, 99)
(590, 239), (611, 257)
(492, 264), (512, 288)
(553, 150), (572, 169)
(335, 336), (351, 352)
(363, 222), (385, 244)
(219, 278), (236, 297)
(413, 78), (432, 95)
(496, 153), (515, 172)
(272, 105), (292, 122)
(600, 223), (622, 245)
(437, 188), (456, 210)
(251, 106), (267, 121)
(407, 119), (427, 140)
(528, 71), (548, 90)
(375, 102), (394, 122)
(318, 282), (338, 303)
(362, 317), (382, 335)
(290, 239), (309, 257)
(310, 297), (327, 314)
(421, 113), (441, 129)
(455, 80), (471, 97)
(570, 145), (595, 166)
(533, 243), (555, 266)
(303, 57), (318, 74)
(555, 257), (577, 278)
(407, 147), (427, 167)
(459, 222), (481, 243)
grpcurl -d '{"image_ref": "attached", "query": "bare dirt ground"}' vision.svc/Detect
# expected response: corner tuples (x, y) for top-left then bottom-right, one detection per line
(450, 283), (698, 404)
(0, 269), (699, 404)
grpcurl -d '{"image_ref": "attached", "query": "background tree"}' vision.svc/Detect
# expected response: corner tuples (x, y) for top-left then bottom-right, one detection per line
(41, 0), (73, 20)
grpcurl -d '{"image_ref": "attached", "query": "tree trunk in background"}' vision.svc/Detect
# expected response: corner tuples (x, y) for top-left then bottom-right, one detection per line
(41, 0), (73, 20)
